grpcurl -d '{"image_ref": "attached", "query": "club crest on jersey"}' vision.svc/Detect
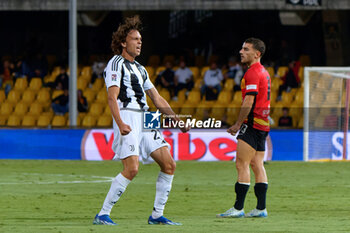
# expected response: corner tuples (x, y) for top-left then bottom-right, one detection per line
(111, 74), (117, 81)
(143, 110), (161, 129)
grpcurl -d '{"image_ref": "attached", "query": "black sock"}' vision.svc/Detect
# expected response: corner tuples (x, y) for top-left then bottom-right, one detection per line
(254, 183), (268, 210)
(233, 182), (250, 210)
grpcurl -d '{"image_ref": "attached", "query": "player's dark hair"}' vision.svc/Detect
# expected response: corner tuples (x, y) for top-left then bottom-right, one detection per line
(111, 15), (143, 55)
(245, 38), (266, 58)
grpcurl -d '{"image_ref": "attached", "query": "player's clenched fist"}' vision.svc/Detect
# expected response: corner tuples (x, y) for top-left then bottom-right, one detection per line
(119, 123), (132, 135)
(227, 123), (240, 136)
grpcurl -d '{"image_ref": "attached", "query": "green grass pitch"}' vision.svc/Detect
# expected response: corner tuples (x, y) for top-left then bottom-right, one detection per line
(1, 160), (350, 233)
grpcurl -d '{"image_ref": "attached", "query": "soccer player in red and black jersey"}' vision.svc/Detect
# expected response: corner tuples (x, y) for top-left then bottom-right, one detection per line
(217, 38), (270, 218)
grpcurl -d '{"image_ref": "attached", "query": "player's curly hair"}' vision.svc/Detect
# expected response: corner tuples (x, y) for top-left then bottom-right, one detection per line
(111, 15), (143, 55)
(245, 37), (266, 58)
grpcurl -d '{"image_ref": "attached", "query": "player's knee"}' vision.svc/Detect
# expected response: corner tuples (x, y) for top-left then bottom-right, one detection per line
(162, 160), (176, 174)
(125, 166), (139, 179)
(235, 159), (249, 171)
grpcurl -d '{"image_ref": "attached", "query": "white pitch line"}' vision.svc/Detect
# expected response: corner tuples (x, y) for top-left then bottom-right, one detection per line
(0, 179), (113, 185)
(0, 173), (114, 185)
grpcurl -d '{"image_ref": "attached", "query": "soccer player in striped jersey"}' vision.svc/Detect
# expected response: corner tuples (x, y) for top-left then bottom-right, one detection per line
(93, 15), (189, 226)
(217, 38), (270, 218)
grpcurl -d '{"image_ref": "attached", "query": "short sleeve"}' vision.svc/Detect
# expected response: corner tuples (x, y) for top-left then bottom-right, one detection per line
(244, 70), (259, 95)
(142, 68), (155, 91)
(104, 56), (123, 89)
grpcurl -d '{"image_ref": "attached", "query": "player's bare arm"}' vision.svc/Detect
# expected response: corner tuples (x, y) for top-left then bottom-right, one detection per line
(227, 95), (255, 135)
(146, 87), (189, 133)
(107, 86), (131, 135)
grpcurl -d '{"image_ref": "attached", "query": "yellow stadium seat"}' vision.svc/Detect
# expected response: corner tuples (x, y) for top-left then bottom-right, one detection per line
(297, 116), (304, 128)
(81, 66), (92, 79)
(224, 79), (234, 92)
(227, 102), (241, 117)
(22, 115), (36, 127)
(77, 77), (88, 90)
(97, 115), (113, 127)
(13, 78), (28, 92)
(7, 90), (21, 104)
(185, 90), (201, 104)
(271, 102), (285, 117)
(147, 97), (156, 111)
(89, 103), (104, 116)
(176, 89), (186, 104)
(66, 117), (81, 127)
(266, 67), (275, 78)
(0, 115), (8, 126)
(36, 89), (51, 107)
(180, 102), (196, 116)
(7, 115), (21, 127)
(96, 89), (108, 103)
(281, 92), (294, 104)
(52, 115), (66, 127)
(52, 90), (64, 99)
(193, 79), (203, 91)
(82, 115), (97, 127)
(21, 89), (36, 105)
(270, 91), (278, 104)
(216, 91), (232, 104)
(159, 89), (171, 102)
(147, 55), (160, 67)
(232, 91), (242, 104)
(91, 78), (104, 92)
(276, 66), (288, 78)
(28, 102), (43, 116)
(155, 66), (165, 76)
(14, 102), (29, 116)
(189, 67), (200, 80)
(200, 66), (209, 78)
(271, 77), (283, 92)
(145, 66), (155, 77)
(37, 115), (51, 127)
(84, 88), (97, 103)
(0, 90), (5, 103)
(0, 102), (13, 116)
(104, 105), (112, 115)
(298, 67), (304, 82)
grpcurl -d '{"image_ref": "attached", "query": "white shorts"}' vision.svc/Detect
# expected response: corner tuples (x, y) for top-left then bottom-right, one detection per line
(112, 110), (170, 164)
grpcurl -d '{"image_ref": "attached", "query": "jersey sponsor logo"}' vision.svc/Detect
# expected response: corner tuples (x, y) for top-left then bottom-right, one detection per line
(143, 110), (161, 129)
(246, 84), (257, 90)
(111, 74), (117, 81)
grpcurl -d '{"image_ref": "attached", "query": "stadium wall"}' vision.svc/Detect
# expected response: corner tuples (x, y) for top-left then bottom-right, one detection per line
(0, 129), (302, 161)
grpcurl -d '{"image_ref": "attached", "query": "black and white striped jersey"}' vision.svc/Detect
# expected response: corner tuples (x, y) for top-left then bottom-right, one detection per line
(104, 55), (154, 111)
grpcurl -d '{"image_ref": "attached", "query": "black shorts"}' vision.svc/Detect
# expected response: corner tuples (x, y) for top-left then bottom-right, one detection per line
(236, 124), (269, 151)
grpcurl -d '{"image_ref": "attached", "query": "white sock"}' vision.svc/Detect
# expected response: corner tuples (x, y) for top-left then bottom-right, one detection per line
(151, 172), (174, 219)
(98, 173), (130, 216)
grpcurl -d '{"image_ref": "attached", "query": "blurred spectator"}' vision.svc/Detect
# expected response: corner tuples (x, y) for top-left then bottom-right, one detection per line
(78, 89), (88, 112)
(224, 56), (243, 91)
(277, 60), (300, 100)
(0, 60), (14, 95)
(155, 61), (175, 96)
(174, 60), (194, 99)
(12, 58), (30, 80)
(200, 61), (223, 100)
(28, 53), (48, 81)
(51, 89), (69, 115)
(278, 107), (293, 127)
(45, 66), (69, 90)
(91, 58), (106, 84)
